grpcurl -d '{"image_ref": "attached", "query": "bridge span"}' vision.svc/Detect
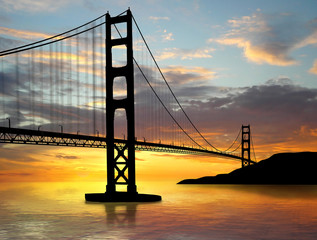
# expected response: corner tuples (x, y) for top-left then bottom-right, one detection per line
(0, 9), (256, 202)
(0, 126), (254, 163)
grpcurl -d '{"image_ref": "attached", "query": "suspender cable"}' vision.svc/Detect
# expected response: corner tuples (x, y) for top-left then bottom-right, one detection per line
(1, 57), (4, 122)
(92, 22), (96, 135)
(251, 130), (257, 162)
(40, 47), (44, 127)
(54, 43), (58, 130)
(28, 51), (31, 128)
(228, 142), (242, 154)
(76, 31), (80, 133)
(68, 39), (72, 133)
(55, 45), (58, 130)
(49, 44), (53, 131)
(134, 59), (205, 150)
(60, 42), (64, 131)
(55, 43), (59, 131)
(85, 28), (89, 135)
(15, 53), (20, 127)
(100, 19), (105, 137)
(32, 49), (35, 129)
(222, 128), (242, 153)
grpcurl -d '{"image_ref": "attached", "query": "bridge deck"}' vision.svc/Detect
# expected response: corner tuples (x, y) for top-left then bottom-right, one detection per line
(0, 127), (254, 163)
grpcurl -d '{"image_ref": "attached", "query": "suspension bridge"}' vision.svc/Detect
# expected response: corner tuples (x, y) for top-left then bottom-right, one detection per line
(0, 9), (256, 202)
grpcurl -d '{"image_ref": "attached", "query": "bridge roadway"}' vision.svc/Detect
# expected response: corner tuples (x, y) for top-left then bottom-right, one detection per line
(0, 126), (255, 163)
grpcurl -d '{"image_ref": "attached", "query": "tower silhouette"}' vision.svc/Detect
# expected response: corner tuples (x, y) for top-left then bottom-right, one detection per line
(85, 9), (161, 202)
(105, 9), (137, 195)
(241, 125), (251, 167)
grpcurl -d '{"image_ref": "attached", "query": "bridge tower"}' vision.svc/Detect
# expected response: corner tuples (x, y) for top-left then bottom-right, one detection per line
(85, 9), (161, 202)
(105, 9), (136, 196)
(241, 125), (251, 167)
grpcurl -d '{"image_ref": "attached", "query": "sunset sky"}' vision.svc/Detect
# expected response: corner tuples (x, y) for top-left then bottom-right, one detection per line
(1, 0), (317, 183)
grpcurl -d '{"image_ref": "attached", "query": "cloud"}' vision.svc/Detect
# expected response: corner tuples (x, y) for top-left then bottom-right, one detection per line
(264, 76), (295, 86)
(0, 36), (24, 52)
(0, 0), (72, 12)
(1, 59), (317, 159)
(0, 72), (17, 96)
(162, 65), (217, 85)
(0, 146), (44, 164)
(181, 77), (317, 153)
(295, 29), (317, 49)
(0, 27), (52, 40)
(297, 126), (317, 137)
(156, 47), (214, 61)
(309, 59), (317, 75)
(0, 22), (108, 135)
(0, 172), (32, 176)
(211, 12), (317, 66)
(132, 73), (317, 154)
(162, 30), (174, 41)
(149, 16), (170, 21)
(214, 37), (297, 66)
(0, 26), (98, 50)
(56, 154), (79, 159)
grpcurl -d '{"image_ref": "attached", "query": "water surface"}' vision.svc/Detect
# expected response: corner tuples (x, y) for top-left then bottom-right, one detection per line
(1, 181), (317, 239)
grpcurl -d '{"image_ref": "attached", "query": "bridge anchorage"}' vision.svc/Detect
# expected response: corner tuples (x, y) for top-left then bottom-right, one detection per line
(85, 9), (161, 202)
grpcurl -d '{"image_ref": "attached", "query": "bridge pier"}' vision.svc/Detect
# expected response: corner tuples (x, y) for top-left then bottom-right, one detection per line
(85, 9), (161, 202)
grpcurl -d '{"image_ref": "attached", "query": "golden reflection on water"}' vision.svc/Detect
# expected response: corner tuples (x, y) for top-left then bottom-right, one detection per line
(1, 181), (317, 239)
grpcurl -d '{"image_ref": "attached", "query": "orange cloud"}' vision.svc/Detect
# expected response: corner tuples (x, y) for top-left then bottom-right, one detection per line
(210, 12), (317, 66)
(135, 151), (241, 181)
(213, 37), (297, 66)
(17, 49), (105, 79)
(156, 47), (214, 61)
(162, 65), (217, 83)
(20, 51), (84, 62)
(309, 59), (317, 75)
(0, 143), (241, 182)
(297, 125), (317, 137)
(0, 145), (107, 182)
(295, 30), (317, 49)
(0, 26), (54, 41)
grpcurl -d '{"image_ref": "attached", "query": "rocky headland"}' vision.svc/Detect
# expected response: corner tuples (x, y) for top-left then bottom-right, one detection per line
(178, 152), (317, 184)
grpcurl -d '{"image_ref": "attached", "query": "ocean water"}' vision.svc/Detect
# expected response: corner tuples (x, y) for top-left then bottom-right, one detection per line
(1, 181), (317, 239)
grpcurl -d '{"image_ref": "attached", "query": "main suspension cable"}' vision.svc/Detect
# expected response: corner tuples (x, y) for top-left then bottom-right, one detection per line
(227, 142), (241, 154)
(134, 60), (206, 150)
(0, 10), (128, 57)
(112, 23), (205, 149)
(131, 14), (224, 152)
(222, 127), (242, 153)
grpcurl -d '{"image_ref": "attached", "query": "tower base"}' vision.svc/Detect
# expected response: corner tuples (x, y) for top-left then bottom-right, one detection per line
(85, 192), (161, 202)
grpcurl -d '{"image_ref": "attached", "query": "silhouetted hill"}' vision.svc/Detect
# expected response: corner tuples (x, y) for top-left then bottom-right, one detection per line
(178, 152), (317, 184)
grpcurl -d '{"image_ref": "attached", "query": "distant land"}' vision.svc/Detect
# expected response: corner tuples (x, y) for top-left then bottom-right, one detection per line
(178, 152), (317, 184)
